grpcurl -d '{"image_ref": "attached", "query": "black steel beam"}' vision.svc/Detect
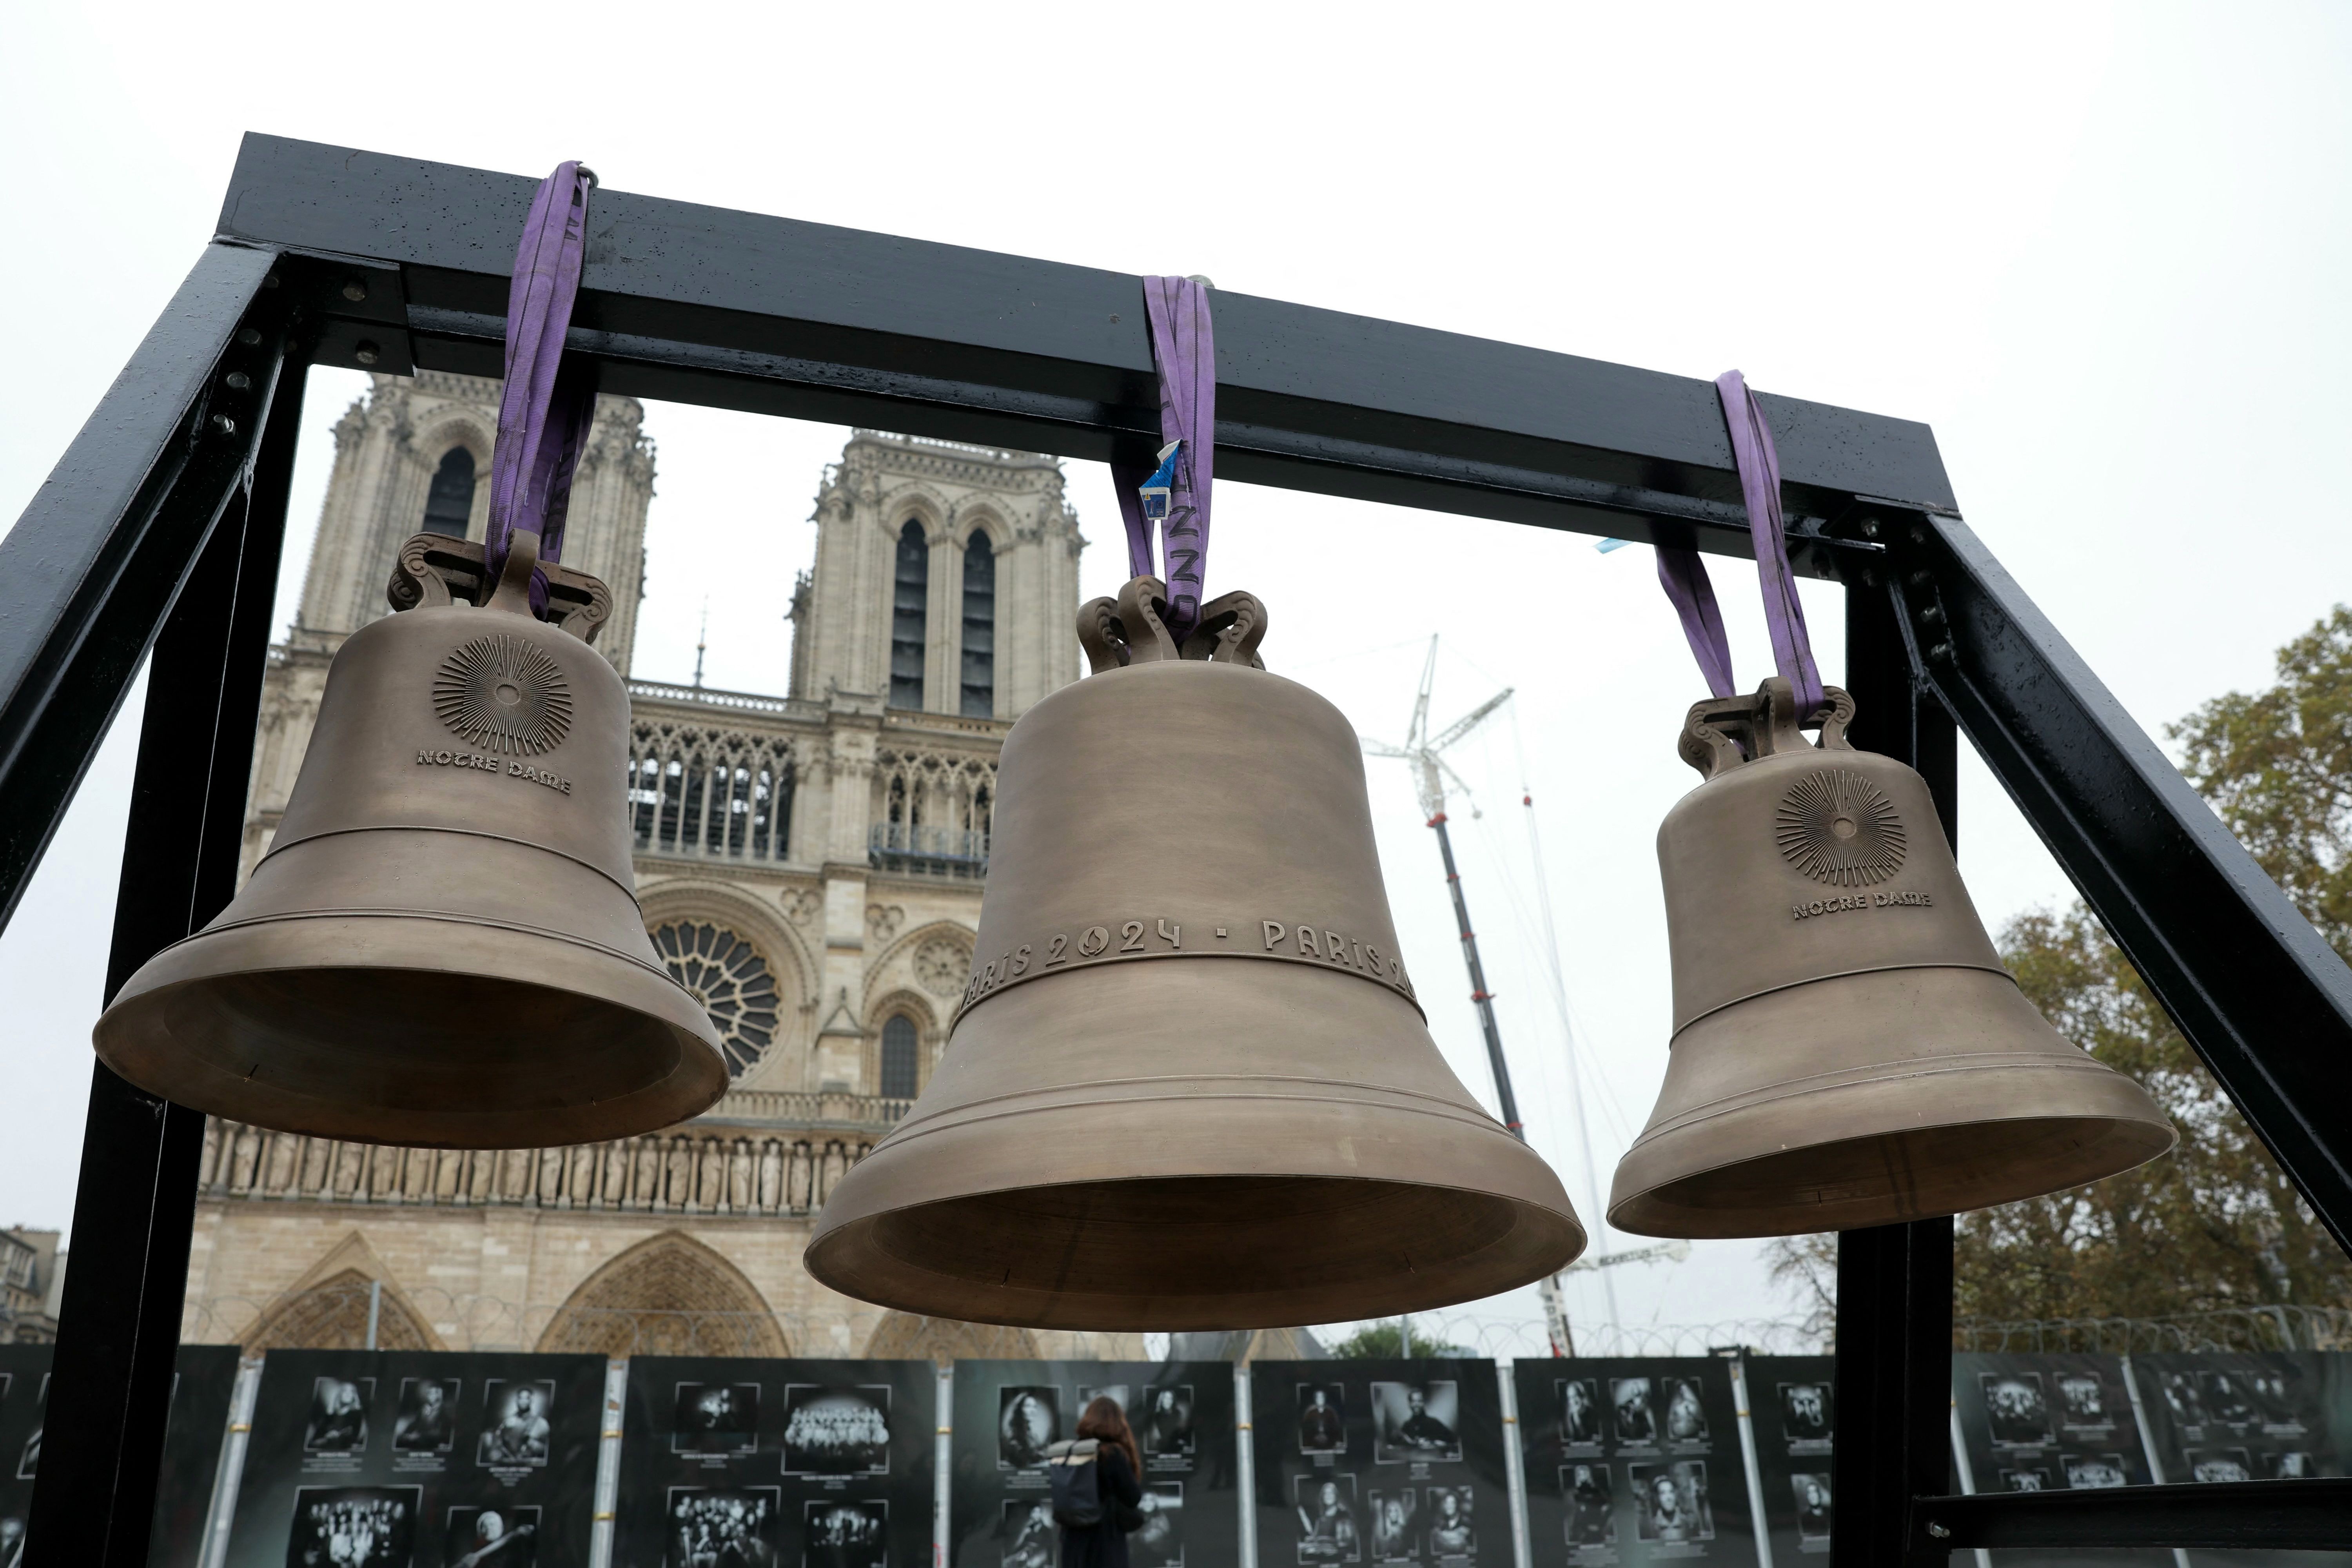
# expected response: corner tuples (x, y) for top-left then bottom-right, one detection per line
(1910, 1478), (2352, 1551)
(1832, 581), (1958, 1567)
(1839, 509), (2352, 1254)
(214, 133), (1952, 565)
(29, 332), (303, 1565)
(0, 244), (282, 930)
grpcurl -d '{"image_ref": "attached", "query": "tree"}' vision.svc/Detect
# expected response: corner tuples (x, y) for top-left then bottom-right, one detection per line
(1770, 607), (2352, 1326)
(1325, 1321), (1471, 1358)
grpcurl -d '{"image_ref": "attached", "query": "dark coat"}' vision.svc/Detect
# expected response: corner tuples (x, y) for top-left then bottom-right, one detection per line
(1060, 1444), (1142, 1568)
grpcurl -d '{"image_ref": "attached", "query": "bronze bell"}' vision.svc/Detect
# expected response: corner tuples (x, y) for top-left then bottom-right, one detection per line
(806, 578), (1584, 1330)
(1608, 677), (2174, 1238)
(92, 531), (729, 1148)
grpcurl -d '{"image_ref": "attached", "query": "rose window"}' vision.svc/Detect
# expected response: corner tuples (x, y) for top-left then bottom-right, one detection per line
(651, 920), (779, 1078)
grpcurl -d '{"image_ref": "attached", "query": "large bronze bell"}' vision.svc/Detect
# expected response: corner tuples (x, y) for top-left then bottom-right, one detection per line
(1608, 677), (2174, 1238)
(93, 531), (729, 1147)
(806, 579), (1584, 1330)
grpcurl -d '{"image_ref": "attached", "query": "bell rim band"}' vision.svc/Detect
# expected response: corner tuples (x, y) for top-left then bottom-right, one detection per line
(1670, 957), (2018, 1038)
(158, 904), (678, 983)
(953, 945), (1426, 1026)
(859, 1071), (1517, 1152)
(1628, 1044), (2155, 1145)
(255, 821), (641, 900)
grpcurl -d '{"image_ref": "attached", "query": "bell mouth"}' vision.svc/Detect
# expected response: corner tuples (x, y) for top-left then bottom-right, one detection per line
(95, 918), (729, 1148)
(808, 1174), (1580, 1332)
(1608, 1114), (2180, 1239)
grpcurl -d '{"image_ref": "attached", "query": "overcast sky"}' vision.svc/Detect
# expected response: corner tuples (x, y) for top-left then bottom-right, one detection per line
(2, 4), (2346, 1348)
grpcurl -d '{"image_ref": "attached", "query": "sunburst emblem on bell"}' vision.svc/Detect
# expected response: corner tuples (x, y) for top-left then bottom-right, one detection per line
(1608, 677), (2175, 1238)
(92, 530), (730, 1147)
(806, 577), (1585, 1330)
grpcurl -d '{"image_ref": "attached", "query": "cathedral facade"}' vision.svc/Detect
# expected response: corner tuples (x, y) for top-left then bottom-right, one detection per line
(179, 371), (1129, 1361)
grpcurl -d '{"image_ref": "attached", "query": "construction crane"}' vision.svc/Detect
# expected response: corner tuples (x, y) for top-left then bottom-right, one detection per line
(1361, 640), (1582, 1351)
(1364, 639), (1686, 1355)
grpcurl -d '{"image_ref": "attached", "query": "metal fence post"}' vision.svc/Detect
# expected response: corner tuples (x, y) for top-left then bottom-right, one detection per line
(590, 1358), (628, 1568)
(197, 1357), (263, 1568)
(1497, 1361), (1530, 1568)
(1234, 1362), (1256, 1568)
(1726, 1352), (1775, 1568)
(936, 1362), (955, 1568)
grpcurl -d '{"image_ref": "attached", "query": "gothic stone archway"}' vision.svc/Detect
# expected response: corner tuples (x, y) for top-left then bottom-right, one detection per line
(535, 1231), (789, 1358)
(245, 1267), (441, 1353)
(862, 1311), (1040, 1362)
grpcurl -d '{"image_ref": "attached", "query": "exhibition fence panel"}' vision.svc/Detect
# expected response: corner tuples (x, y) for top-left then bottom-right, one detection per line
(950, 1361), (1239, 1568)
(0, 1343), (234, 1568)
(1514, 1355), (1760, 1567)
(134, 1350), (2352, 1567)
(615, 1356), (938, 1568)
(1739, 1356), (1835, 1564)
(219, 1348), (608, 1567)
(1250, 1360), (1510, 1568)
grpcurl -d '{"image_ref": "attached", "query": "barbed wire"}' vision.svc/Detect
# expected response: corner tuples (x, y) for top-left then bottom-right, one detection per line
(181, 1283), (2348, 1362)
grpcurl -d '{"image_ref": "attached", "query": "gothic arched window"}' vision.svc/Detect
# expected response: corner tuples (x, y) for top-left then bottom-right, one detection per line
(880, 1014), (920, 1099)
(960, 532), (996, 717)
(422, 446), (477, 538)
(890, 520), (928, 708)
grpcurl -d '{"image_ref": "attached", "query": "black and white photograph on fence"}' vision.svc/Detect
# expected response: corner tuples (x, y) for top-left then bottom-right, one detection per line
(617, 1359), (935, 1568)
(782, 1385), (890, 1477)
(1515, 1358), (1757, 1567)
(1262, 1361), (1507, 1568)
(1980, 1371), (2054, 1448)
(1132, 1483), (1185, 1568)
(221, 1350), (603, 1568)
(287, 1484), (420, 1566)
(1788, 1474), (1830, 1546)
(1368, 1487), (1415, 1564)
(1660, 1379), (1708, 1445)
(1556, 1382), (1601, 1452)
(0, 1348), (46, 1568)
(443, 1504), (537, 1568)
(475, 1381), (554, 1472)
(1949, 1354), (2165, 1568)
(1609, 1380), (1656, 1447)
(998, 1499), (1054, 1568)
(675, 1383), (762, 1458)
(1138, 1386), (1195, 1463)
(1421, 1485), (1473, 1564)
(1295, 1475), (1361, 1563)
(1561, 1464), (1611, 1548)
(394, 1380), (461, 1457)
(1371, 1383), (1461, 1464)
(1744, 1356), (1836, 1563)
(803, 1498), (889, 1568)
(1298, 1385), (1346, 1455)
(307, 1378), (374, 1455)
(666, 1487), (782, 1568)
(1629, 1463), (1711, 1545)
(956, 1362), (1238, 1568)
(997, 1387), (1060, 1470)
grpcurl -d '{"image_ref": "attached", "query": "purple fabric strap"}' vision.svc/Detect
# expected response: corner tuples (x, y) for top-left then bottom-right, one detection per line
(1652, 370), (1826, 714)
(1110, 276), (1216, 638)
(484, 161), (598, 615)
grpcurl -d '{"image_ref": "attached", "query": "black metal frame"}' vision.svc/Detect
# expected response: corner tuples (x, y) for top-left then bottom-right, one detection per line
(5, 134), (2347, 1564)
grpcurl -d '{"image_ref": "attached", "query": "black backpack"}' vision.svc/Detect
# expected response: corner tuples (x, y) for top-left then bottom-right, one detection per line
(1047, 1438), (1103, 1528)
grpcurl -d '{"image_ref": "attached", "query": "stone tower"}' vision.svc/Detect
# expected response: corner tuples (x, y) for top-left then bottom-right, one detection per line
(187, 380), (1128, 1361)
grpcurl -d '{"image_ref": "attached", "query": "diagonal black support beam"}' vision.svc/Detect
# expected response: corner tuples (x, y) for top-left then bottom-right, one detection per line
(1842, 508), (2352, 1254)
(0, 244), (283, 930)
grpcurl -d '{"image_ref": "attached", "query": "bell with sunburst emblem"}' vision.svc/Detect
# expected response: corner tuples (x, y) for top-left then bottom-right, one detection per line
(1608, 677), (2175, 1238)
(92, 530), (729, 1148)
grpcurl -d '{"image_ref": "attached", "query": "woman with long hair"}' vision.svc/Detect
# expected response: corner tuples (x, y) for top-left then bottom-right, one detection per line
(1060, 1395), (1143, 1568)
